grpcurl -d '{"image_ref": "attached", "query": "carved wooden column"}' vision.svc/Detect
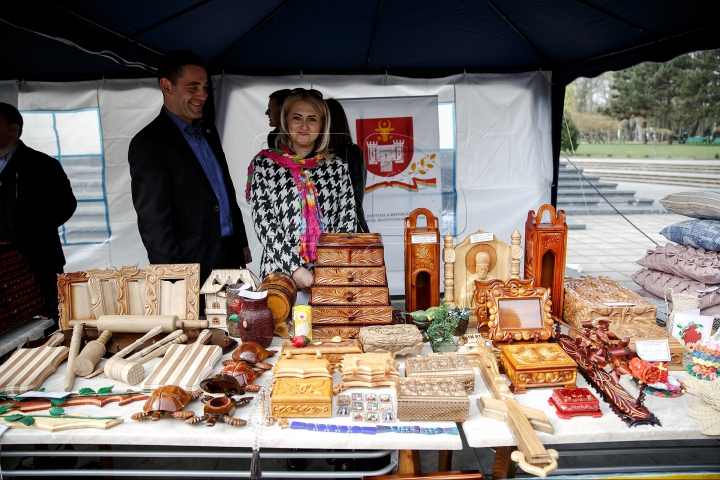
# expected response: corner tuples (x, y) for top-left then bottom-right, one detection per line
(404, 208), (440, 313)
(443, 233), (456, 307)
(524, 204), (568, 319)
(509, 229), (522, 279)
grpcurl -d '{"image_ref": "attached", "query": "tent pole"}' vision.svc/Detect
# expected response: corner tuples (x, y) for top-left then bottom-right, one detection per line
(550, 74), (567, 209)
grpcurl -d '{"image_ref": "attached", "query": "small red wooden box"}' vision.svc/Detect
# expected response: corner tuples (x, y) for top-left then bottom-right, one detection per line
(548, 387), (602, 419)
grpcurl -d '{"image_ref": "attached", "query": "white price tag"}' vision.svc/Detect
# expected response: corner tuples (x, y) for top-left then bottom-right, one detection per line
(412, 234), (437, 244)
(635, 340), (671, 362)
(470, 233), (493, 243)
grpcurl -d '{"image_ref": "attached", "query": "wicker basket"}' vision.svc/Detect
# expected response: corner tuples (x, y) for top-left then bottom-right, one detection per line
(396, 377), (469, 422)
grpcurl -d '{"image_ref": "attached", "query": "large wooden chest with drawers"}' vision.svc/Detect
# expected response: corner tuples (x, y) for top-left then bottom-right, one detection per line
(311, 233), (392, 336)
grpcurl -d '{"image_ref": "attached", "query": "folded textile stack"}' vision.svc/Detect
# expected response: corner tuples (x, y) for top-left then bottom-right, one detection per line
(633, 191), (720, 325)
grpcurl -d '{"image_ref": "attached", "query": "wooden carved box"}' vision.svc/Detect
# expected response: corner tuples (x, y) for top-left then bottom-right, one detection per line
(500, 343), (577, 394)
(404, 208), (441, 314)
(525, 205), (568, 319)
(607, 322), (685, 371)
(563, 276), (657, 333)
(271, 378), (333, 418)
(404, 356), (475, 393)
(396, 377), (470, 422)
(311, 233), (392, 336)
(358, 324), (424, 357)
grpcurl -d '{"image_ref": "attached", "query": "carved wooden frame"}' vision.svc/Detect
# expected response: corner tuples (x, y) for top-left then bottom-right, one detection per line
(83, 265), (145, 317)
(145, 264), (200, 320)
(484, 282), (554, 343)
(57, 271), (90, 330)
(474, 278), (534, 334)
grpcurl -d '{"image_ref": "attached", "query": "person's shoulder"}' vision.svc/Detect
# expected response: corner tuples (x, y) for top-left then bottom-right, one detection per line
(15, 142), (58, 165)
(131, 110), (172, 142)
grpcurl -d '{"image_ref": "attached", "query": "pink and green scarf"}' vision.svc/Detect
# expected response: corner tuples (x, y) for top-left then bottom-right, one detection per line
(247, 147), (326, 263)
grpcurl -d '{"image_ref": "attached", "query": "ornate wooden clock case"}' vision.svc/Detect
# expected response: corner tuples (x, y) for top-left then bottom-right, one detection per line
(404, 208), (440, 314)
(524, 204), (568, 319)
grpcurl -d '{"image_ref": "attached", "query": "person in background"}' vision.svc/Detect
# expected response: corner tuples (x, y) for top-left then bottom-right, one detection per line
(326, 98), (369, 233)
(248, 88), (355, 294)
(0, 102), (77, 324)
(128, 50), (251, 285)
(265, 89), (292, 148)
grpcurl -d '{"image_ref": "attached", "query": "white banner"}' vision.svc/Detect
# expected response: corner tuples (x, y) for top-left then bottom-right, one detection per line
(338, 96), (441, 293)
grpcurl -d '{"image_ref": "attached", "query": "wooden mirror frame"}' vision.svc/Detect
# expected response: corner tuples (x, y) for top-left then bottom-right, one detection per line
(484, 283), (554, 343)
(57, 271), (91, 330)
(145, 263), (200, 320)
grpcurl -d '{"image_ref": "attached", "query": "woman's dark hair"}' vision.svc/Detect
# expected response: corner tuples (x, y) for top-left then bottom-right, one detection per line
(326, 99), (353, 155)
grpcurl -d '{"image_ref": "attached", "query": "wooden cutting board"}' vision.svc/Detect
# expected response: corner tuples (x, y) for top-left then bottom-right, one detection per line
(0, 334), (69, 394)
(0, 409), (123, 432)
(143, 342), (221, 393)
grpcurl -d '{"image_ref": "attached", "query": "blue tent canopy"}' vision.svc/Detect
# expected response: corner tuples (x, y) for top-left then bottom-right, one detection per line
(3, 1), (720, 203)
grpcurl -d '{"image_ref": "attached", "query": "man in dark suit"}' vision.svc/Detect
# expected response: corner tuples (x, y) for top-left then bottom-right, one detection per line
(0, 102), (77, 323)
(128, 50), (251, 284)
(265, 89), (291, 148)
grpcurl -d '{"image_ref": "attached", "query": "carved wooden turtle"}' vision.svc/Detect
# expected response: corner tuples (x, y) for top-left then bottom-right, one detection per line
(186, 395), (253, 427)
(228, 341), (277, 369)
(130, 385), (200, 421)
(220, 361), (265, 392)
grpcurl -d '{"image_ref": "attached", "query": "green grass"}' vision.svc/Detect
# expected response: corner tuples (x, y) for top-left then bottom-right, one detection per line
(567, 142), (720, 160)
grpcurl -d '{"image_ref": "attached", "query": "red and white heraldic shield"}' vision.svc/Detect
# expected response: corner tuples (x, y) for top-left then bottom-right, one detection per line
(355, 117), (414, 177)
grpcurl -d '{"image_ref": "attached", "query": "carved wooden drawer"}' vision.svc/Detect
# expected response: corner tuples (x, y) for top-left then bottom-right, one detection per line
(313, 267), (387, 286)
(311, 286), (389, 305)
(311, 305), (393, 325)
(316, 233), (385, 267)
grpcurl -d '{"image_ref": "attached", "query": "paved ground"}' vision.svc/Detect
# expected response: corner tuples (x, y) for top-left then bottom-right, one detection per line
(565, 211), (686, 292)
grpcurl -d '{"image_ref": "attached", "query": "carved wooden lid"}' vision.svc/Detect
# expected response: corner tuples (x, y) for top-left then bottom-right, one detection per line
(397, 377), (468, 398)
(273, 354), (333, 378)
(501, 342), (577, 369)
(404, 356), (473, 376)
(317, 233), (383, 248)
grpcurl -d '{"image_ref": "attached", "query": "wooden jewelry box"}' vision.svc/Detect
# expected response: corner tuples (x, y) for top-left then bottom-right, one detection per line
(500, 343), (577, 394)
(607, 323), (685, 371)
(404, 356), (475, 393)
(358, 324), (424, 357)
(311, 233), (393, 337)
(396, 377), (469, 422)
(563, 276), (657, 332)
(337, 353), (401, 390)
(271, 378), (333, 418)
(548, 387), (602, 419)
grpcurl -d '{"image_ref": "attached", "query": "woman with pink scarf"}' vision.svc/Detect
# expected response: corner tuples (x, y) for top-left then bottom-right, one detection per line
(248, 88), (355, 293)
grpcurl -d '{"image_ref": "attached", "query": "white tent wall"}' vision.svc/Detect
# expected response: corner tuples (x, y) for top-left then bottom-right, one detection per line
(17, 79), (160, 273)
(14, 71), (551, 293)
(215, 72), (552, 292)
(0, 80), (18, 107)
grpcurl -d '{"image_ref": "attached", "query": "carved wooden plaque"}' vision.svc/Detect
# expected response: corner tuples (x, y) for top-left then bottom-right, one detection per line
(484, 284), (554, 343)
(500, 343), (577, 394)
(525, 205), (568, 319)
(145, 264), (200, 321)
(442, 229), (521, 312)
(404, 208), (440, 314)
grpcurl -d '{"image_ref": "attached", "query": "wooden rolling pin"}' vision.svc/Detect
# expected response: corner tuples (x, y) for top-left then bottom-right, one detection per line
(69, 315), (208, 333)
(73, 330), (112, 377)
(64, 324), (84, 392)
